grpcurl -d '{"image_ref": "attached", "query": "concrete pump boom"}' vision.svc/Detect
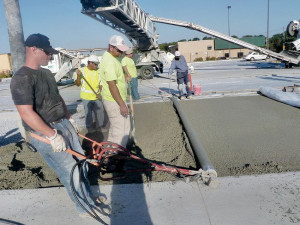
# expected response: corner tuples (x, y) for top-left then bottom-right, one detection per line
(80, 0), (158, 52)
(80, 0), (300, 67)
(149, 15), (300, 65)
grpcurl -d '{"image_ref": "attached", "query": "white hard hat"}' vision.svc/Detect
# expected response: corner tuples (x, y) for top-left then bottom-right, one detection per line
(88, 55), (99, 64)
(109, 35), (129, 52)
(125, 48), (133, 55)
(175, 51), (181, 57)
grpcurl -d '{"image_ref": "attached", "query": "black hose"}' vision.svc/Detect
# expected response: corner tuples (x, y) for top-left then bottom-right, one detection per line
(70, 159), (108, 225)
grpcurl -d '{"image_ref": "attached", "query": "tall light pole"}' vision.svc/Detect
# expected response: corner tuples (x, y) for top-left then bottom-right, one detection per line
(227, 6), (231, 58)
(266, 0), (270, 49)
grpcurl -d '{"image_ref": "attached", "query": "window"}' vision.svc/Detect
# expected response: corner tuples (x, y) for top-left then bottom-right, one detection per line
(237, 52), (244, 58)
(207, 45), (212, 50)
(225, 53), (229, 58)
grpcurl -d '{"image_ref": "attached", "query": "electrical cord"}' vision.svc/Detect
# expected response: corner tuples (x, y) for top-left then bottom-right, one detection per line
(70, 159), (108, 225)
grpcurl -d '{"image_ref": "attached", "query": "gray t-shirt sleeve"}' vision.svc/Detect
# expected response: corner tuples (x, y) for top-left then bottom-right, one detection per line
(10, 70), (34, 105)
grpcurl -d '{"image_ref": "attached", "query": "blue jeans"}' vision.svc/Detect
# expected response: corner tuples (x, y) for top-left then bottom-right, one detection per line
(82, 99), (104, 132)
(177, 71), (191, 97)
(29, 119), (95, 213)
(130, 78), (140, 100)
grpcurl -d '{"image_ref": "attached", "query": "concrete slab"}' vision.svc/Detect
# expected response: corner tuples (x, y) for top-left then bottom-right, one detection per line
(0, 172), (299, 225)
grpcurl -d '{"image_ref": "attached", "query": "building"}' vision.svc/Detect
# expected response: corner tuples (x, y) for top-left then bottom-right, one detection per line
(178, 36), (266, 62)
(0, 53), (12, 74)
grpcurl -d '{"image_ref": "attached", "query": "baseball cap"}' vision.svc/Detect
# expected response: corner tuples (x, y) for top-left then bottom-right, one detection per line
(125, 48), (133, 55)
(175, 51), (181, 57)
(109, 35), (129, 52)
(25, 33), (59, 54)
(88, 55), (99, 64)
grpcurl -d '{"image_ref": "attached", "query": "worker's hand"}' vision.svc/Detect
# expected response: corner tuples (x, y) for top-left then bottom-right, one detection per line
(76, 69), (82, 77)
(126, 75), (132, 82)
(69, 118), (79, 133)
(46, 129), (66, 152)
(96, 93), (102, 101)
(120, 104), (129, 117)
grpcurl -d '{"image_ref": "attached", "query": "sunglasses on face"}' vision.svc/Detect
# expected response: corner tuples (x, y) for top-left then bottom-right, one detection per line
(114, 46), (123, 53)
(37, 47), (52, 56)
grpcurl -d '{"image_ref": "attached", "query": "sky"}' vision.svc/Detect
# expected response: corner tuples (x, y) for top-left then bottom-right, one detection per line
(0, 0), (299, 54)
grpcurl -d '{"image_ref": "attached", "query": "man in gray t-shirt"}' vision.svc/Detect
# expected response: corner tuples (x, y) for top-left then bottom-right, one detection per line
(10, 33), (100, 218)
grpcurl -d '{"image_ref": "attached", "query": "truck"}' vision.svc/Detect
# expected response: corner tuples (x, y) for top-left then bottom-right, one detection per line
(80, 0), (170, 79)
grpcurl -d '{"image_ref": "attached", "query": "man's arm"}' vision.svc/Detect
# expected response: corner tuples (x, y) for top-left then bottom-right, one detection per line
(122, 66), (132, 82)
(75, 69), (82, 86)
(169, 60), (175, 75)
(107, 80), (128, 117)
(16, 105), (55, 138)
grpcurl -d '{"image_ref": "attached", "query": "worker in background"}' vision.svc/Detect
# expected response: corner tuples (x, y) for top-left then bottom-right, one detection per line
(121, 48), (143, 102)
(99, 35), (130, 147)
(10, 33), (99, 218)
(75, 55), (105, 133)
(169, 51), (192, 100)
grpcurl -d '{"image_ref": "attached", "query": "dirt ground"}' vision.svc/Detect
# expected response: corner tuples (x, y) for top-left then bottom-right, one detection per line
(1, 96), (300, 190)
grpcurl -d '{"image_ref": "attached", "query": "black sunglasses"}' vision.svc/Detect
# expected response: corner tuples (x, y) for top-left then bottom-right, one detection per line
(114, 46), (123, 53)
(37, 47), (52, 56)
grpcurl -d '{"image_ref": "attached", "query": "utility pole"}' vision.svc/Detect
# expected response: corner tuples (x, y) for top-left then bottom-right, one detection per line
(227, 6), (231, 58)
(3, 0), (25, 73)
(266, 0), (270, 49)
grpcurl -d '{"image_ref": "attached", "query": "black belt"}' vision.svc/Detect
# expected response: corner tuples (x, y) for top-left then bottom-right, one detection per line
(49, 118), (65, 125)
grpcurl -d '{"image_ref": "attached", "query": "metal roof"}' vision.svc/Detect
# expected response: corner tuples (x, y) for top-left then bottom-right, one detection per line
(215, 36), (266, 50)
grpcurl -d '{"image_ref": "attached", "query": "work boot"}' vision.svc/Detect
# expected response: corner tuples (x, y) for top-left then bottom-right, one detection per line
(180, 96), (185, 100)
(187, 95), (192, 99)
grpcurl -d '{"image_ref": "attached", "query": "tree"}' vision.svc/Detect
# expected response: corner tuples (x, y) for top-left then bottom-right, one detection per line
(242, 35), (253, 38)
(203, 36), (213, 40)
(269, 32), (297, 52)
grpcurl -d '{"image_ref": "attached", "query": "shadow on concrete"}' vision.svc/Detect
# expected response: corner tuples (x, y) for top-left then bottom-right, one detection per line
(0, 218), (25, 225)
(237, 61), (284, 69)
(0, 128), (22, 147)
(110, 141), (153, 225)
(257, 74), (300, 83)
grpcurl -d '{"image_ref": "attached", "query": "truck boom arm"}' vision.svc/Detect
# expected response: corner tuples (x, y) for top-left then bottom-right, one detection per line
(149, 15), (299, 65)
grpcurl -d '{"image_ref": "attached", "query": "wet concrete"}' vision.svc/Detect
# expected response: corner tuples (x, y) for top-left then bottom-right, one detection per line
(1, 95), (300, 190)
(0, 101), (196, 189)
(180, 95), (300, 176)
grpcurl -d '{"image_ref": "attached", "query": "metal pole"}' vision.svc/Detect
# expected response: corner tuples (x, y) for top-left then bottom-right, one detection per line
(171, 96), (216, 172)
(3, 0), (25, 73)
(227, 6), (231, 58)
(266, 0), (270, 50)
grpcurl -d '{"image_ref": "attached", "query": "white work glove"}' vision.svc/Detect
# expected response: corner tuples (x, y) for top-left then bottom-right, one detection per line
(46, 129), (66, 152)
(69, 118), (79, 133)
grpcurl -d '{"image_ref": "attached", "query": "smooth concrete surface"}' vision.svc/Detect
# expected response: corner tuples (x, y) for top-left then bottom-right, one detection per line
(0, 172), (299, 225)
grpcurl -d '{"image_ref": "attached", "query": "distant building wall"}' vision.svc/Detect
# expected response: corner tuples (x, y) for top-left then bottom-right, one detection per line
(0, 54), (12, 72)
(178, 37), (265, 62)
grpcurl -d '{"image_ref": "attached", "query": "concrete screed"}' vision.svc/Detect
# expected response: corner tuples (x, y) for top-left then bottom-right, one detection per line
(0, 60), (300, 224)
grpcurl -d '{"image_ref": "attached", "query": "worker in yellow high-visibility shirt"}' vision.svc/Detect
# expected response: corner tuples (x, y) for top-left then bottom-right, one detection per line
(122, 48), (143, 101)
(75, 55), (105, 133)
